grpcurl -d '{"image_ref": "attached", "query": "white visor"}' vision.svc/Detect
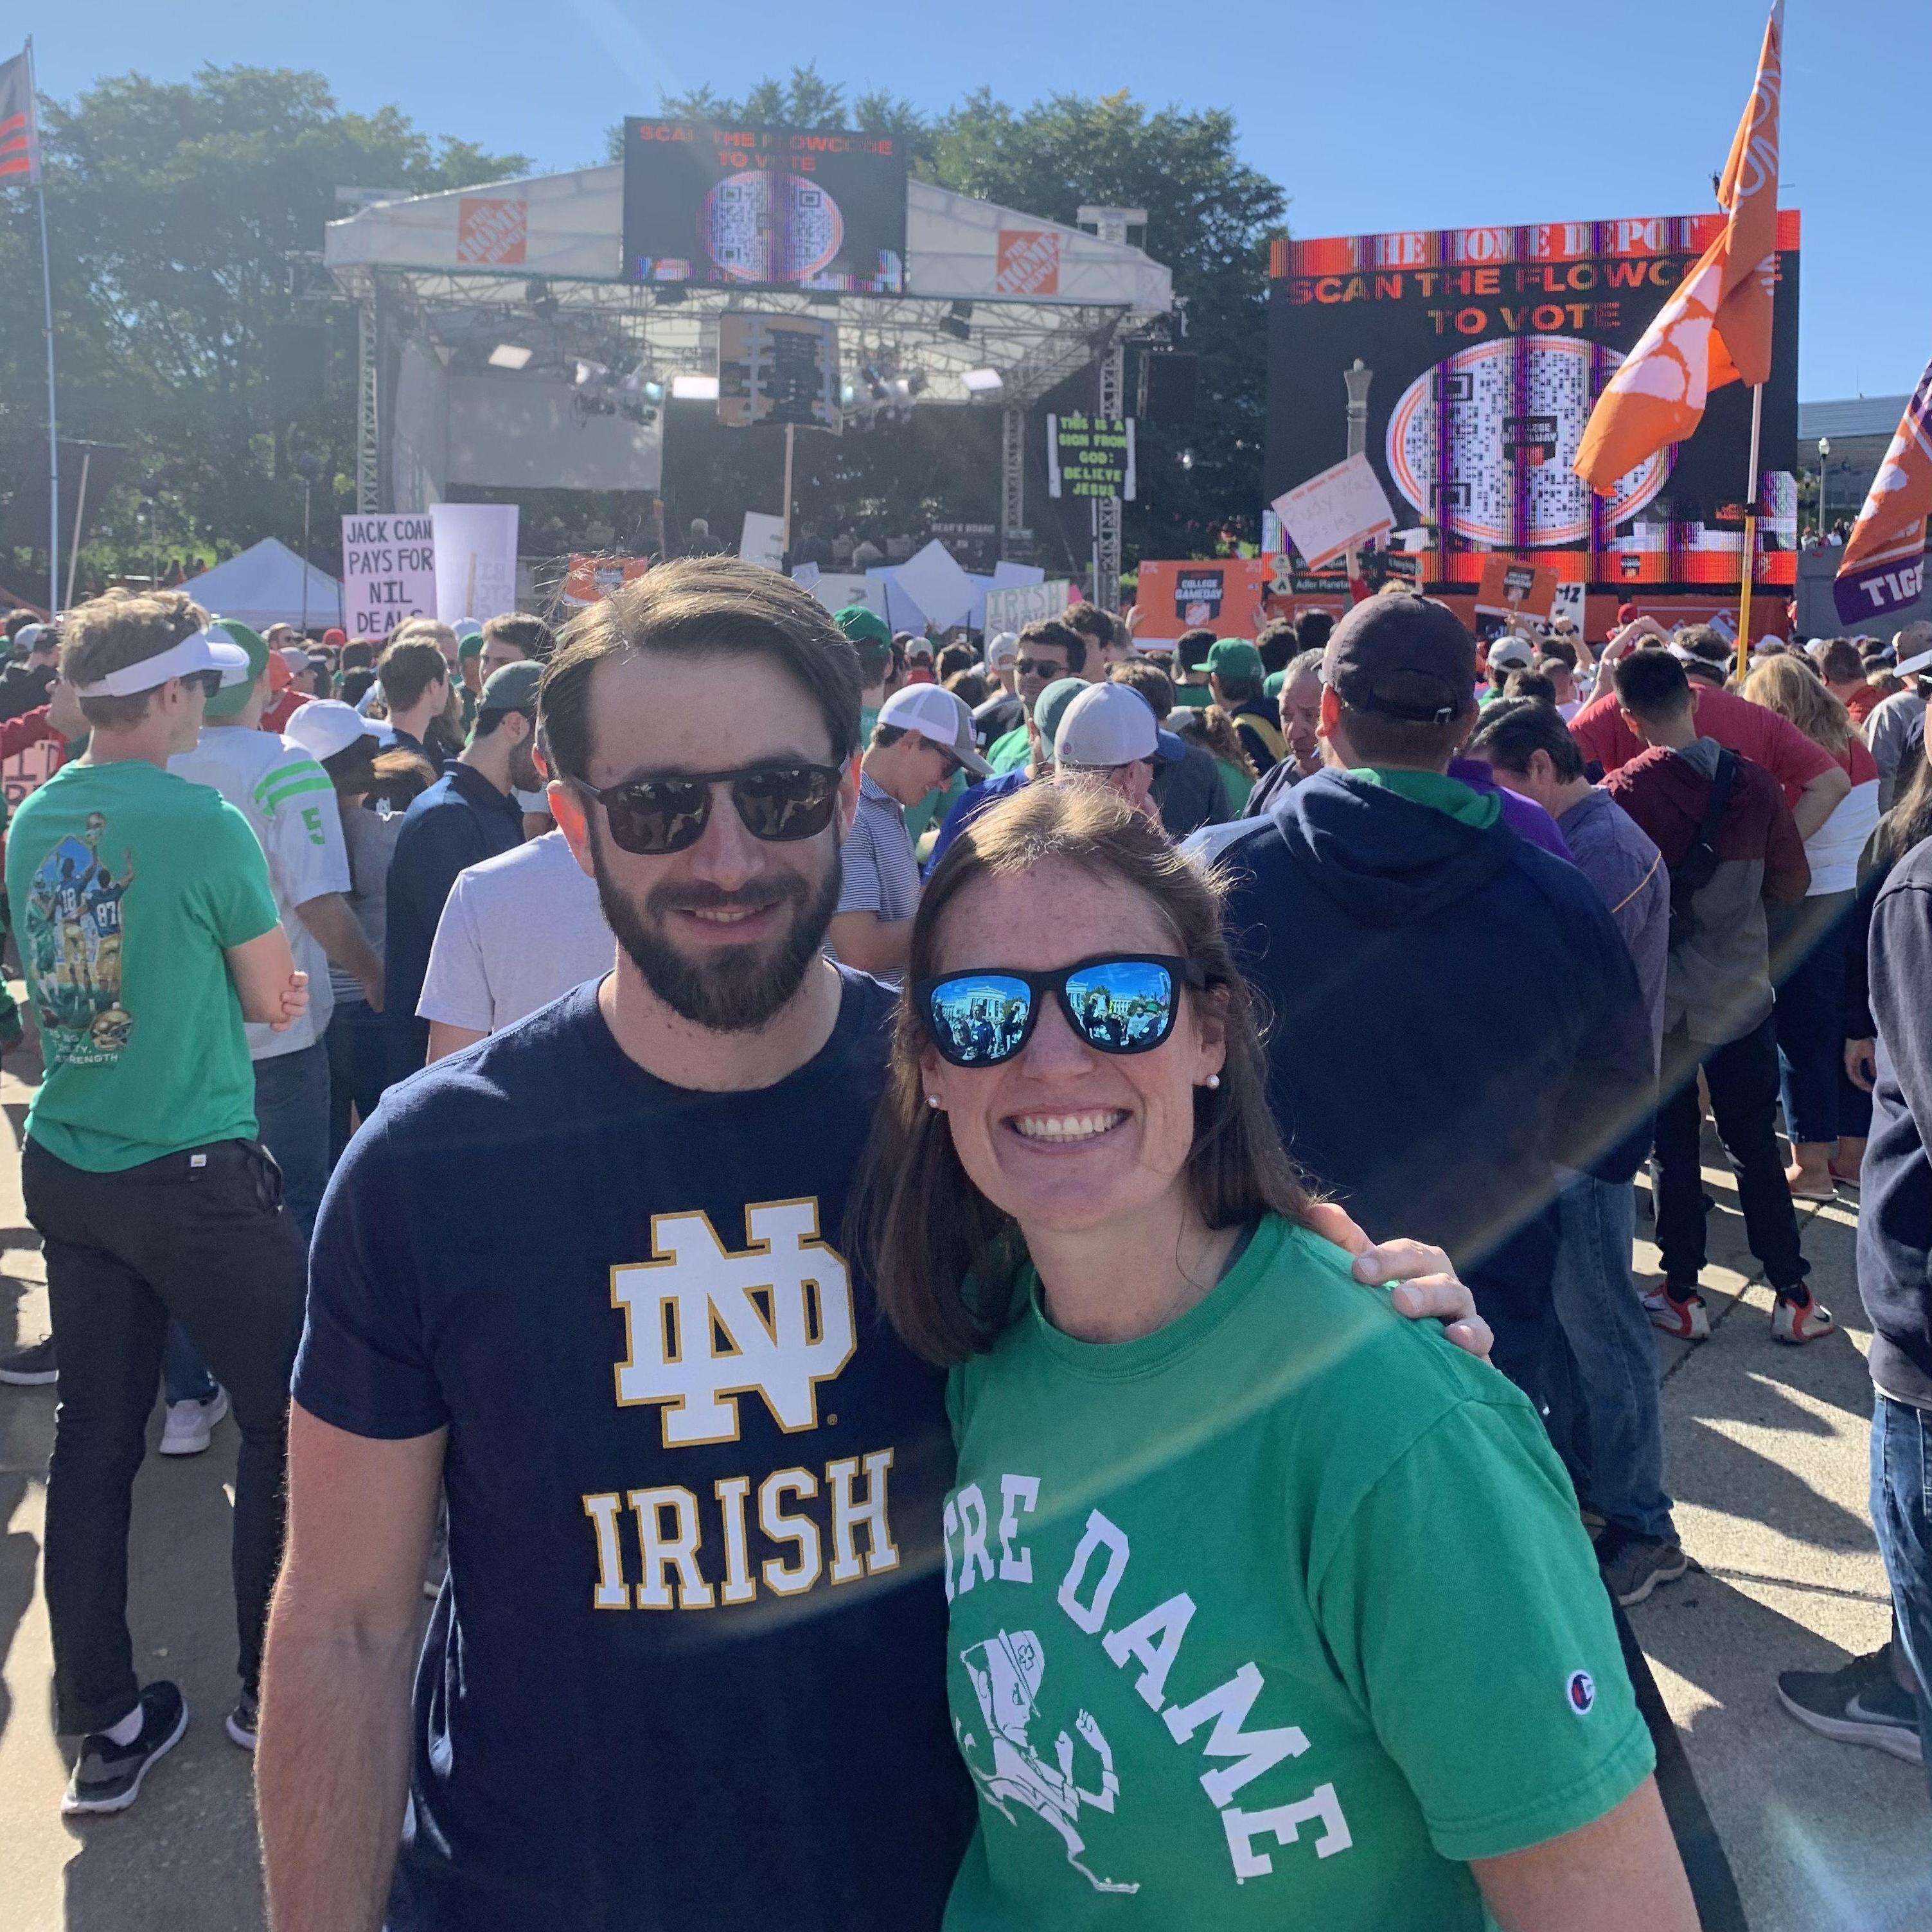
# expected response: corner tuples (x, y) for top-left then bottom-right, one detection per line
(74, 629), (251, 699)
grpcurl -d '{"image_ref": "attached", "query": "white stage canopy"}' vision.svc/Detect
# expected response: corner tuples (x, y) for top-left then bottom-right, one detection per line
(185, 537), (343, 633)
(324, 164), (1176, 513)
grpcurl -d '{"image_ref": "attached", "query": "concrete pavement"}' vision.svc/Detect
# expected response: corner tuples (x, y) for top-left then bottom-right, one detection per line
(1, 1045), (1929, 1928)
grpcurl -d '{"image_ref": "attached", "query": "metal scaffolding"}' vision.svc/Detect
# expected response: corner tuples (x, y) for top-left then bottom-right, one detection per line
(1000, 405), (1025, 559)
(356, 290), (380, 515)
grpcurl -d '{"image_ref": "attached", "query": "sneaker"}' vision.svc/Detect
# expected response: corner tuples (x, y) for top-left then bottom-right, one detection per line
(226, 1688), (258, 1751)
(1597, 1528), (1690, 1607)
(60, 1681), (188, 1815)
(0, 1336), (58, 1385)
(1642, 1284), (1711, 1341)
(159, 1386), (230, 1456)
(1771, 1287), (1836, 1345)
(1777, 1649), (1922, 1764)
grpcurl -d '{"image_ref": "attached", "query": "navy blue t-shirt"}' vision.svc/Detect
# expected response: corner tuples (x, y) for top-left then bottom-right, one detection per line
(296, 971), (973, 1929)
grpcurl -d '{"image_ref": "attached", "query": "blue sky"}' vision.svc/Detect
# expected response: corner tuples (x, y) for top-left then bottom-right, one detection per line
(27, 0), (1927, 403)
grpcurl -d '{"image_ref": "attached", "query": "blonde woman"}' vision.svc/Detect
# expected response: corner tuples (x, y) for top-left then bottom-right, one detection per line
(1741, 655), (1881, 1193)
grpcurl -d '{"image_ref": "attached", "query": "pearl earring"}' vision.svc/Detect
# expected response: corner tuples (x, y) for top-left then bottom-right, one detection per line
(1205, 1074), (1221, 1090)
(926, 1094), (942, 1110)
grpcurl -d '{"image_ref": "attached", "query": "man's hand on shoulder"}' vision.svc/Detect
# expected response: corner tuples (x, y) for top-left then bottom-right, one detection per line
(1302, 1201), (1493, 1361)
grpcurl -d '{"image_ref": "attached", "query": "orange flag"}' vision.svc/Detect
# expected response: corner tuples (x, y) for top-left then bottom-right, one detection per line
(1575, 1), (1783, 494)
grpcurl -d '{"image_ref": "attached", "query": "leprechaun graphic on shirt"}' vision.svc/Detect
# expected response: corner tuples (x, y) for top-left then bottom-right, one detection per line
(26, 810), (135, 1061)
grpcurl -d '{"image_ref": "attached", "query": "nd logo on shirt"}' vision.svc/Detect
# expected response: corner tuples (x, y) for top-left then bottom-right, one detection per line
(612, 1198), (855, 1444)
(581, 1198), (897, 1613)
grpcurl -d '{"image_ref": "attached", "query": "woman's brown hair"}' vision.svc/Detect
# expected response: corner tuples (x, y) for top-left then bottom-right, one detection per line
(855, 783), (1315, 1366)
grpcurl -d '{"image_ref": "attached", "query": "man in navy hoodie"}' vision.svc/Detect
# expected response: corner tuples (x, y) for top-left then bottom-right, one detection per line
(1191, 594), (1654, 1456)
(1778, 831), (1932, 1779)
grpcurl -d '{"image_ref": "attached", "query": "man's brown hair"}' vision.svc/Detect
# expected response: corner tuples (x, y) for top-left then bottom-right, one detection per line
(540, 556), (862, 785)
(481, 612), (558, 662)
(1110, 657), (1174, 719)
(62, 588), (209, 729)
(377, 638), (450, 713)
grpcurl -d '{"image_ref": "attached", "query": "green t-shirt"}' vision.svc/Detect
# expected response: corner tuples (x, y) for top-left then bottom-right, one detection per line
(986, 725), (1032, 775)
(1216, 756), (1254, 814)
(941, 1214), (1651, 1931)
(7, 759), (279, 1171)
(1171, 683), (1212, 709)
(907, 767), (966, 847)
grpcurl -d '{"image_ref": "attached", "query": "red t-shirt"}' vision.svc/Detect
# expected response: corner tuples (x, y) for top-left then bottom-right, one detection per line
(1569, 682), (1834, 809)
(260, 688), (312, 735)
(1845, 682), (1888, 726)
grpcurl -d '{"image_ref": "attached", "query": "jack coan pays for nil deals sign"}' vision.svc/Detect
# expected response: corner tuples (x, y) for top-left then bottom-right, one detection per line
(1264, 213), (1801, 597)
(1048, 415), (1137, 502)
(341, 515), (437, 641)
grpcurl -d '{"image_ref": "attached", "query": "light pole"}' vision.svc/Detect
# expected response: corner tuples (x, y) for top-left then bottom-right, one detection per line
(295, 452), (323, 639)
(1343, 359), (1374, 587)
(1815, 436), (1830, 538)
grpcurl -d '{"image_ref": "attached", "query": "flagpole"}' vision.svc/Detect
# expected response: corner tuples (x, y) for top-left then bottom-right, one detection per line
(1736, 382), (1764, 682)
(28, 39), (57, 617)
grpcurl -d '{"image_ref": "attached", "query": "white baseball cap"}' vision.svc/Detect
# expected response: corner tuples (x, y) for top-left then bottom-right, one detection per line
(984, 631), (1019, 669)
(876, 682), (993, 777)
(285, 697), (380, 765)
(1486, 635), (1536, 671)
(1054, 681), (1184, 770)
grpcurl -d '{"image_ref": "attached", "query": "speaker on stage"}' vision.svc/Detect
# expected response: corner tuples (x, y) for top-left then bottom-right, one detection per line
(1141, 351), (1198, 429)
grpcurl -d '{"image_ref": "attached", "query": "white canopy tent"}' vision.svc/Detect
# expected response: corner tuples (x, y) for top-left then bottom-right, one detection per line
(186, 537), (343, 634)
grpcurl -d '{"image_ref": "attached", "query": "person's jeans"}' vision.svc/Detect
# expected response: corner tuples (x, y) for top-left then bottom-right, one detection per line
(324, 997), (387, 1165)
(24, 1136), (306, 1735)
(253, 1039), (332, 1241)
(1869, 1393), (1932, 1805)
(1552, 1169), (1677, 1542)
(1654, 1016), (1810, 1295)
(161, 1320), (218, 1406)
(1771, 890), (1855, 1144)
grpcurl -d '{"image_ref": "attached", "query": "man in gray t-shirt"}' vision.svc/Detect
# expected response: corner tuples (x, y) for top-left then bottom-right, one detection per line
(829, 684), (988, 982)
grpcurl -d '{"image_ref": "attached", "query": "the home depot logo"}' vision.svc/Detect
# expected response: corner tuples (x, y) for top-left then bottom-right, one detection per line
(997, 229), (1059, 297)
(457, 197), (528, 265)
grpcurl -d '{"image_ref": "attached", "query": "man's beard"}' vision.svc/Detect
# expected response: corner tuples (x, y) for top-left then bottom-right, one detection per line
(588, 821), (842, 1034)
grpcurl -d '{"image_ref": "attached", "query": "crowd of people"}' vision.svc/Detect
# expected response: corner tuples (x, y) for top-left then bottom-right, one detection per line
(0, 558), (1928, 1929)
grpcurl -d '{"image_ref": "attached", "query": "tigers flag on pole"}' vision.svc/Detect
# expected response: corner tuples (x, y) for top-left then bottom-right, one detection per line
(0, 47), (39, 185)
(1834, 362), (1932, 626)
(1573, 1), (1782, 494)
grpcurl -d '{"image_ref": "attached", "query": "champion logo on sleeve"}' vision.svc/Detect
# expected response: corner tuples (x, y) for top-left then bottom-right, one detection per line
(1566, 1669), (1597, 1716)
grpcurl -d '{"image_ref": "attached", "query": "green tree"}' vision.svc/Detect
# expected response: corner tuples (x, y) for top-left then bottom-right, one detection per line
(2, 65), (526, 599)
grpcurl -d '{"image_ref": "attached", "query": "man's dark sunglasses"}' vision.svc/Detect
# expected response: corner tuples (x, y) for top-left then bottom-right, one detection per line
(184, 669), (225, 698)
(916, 953), (1207, 1068)
(1015, 657), (1067, 678)
(574, 762), (844, 856)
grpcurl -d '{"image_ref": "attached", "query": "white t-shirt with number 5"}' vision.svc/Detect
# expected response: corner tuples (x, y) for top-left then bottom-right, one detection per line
(170, 725), (350, 1059)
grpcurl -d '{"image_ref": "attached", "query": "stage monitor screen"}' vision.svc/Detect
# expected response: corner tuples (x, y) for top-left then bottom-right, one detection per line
(1264, 213), (1800, 603)
(622, 118), (907, 294)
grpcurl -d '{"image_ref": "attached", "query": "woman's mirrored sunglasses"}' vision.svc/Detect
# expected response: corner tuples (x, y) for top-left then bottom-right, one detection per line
(575, 762), (844, 856)
(916, 953), (1207, 1069)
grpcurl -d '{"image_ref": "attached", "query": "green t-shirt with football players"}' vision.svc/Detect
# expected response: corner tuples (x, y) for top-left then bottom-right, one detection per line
(940, 1212), (1653, 1931)
(8, 758), (279, 1171)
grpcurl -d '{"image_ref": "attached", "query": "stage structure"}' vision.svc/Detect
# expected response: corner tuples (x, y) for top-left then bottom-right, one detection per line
(324, 146), (1175, 609)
